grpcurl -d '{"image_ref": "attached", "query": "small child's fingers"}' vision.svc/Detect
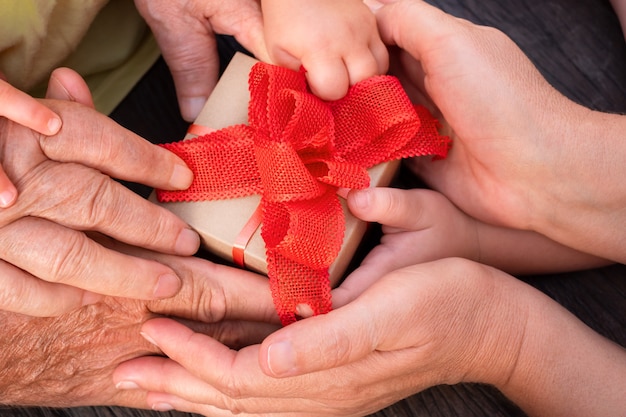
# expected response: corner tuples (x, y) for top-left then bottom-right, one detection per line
(343, 34), (389, 85)
(0, 165), (18, 208)
(347, 187), (450, 231)
(344, 51), (382, 86)
(371, 37), (390, 75)
(302, 55), (350, 101)
(0, 79), (62, 135)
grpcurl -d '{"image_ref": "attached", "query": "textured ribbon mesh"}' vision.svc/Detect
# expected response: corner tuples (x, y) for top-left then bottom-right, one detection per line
(157, 62), (450, 325)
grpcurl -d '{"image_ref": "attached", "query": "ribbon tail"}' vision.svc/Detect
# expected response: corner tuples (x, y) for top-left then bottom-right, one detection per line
(267, 251), (333, 326)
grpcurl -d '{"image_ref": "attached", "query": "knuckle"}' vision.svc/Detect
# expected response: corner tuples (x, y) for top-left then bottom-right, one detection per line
(80, 175), (123, 230)
(200, 274), (229, 322)
(219, 377), (245, 402)
(47, 232), (93, 285)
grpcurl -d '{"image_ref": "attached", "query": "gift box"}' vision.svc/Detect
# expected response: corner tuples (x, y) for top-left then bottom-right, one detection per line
(153, 52), (449, 324)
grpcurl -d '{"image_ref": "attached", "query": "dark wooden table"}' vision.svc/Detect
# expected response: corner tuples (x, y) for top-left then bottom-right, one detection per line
(3, 0), (624, 416)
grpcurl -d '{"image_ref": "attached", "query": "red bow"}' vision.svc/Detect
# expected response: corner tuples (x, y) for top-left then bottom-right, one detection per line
(157, 62), (449, 325)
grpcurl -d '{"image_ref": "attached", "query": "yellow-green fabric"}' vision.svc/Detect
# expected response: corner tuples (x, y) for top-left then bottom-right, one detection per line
(0, 0), (160, 115)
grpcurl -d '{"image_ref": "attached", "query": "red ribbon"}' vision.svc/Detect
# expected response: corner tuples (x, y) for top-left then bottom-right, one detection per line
(157, 62), (450, 325)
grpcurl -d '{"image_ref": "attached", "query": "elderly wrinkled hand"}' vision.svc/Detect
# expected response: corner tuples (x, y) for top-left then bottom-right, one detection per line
(0, 243), (279, 408)
(0, 69), (200, 316)
(0, 76), (63, 207)
(112, 258), (532, 416)
(134, 0), (269, 122)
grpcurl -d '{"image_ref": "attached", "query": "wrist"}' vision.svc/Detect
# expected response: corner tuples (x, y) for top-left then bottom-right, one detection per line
(530, 102), (626, 261)
(451, 267), (530, 387)
(496, 285), (626, 416)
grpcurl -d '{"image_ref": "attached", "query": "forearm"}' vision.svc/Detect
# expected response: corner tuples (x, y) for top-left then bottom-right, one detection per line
(532, 105), (626, 263)
(476, 223), (612, 275)
(496, 286), (626, 416)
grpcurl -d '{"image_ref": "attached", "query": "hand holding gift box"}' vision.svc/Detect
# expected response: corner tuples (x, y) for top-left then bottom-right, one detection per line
(154, 53), (449, 325)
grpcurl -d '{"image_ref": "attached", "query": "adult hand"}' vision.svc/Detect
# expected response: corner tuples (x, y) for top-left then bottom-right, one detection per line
(114, 256), (626, 417)
(134, 0), (269, 122)
(113, 258), (532, 416)
(0, 245), (278, 408)
(371, 0), (626, 262)
(0, 76), (62, 207)
(0, 68), (200, 316)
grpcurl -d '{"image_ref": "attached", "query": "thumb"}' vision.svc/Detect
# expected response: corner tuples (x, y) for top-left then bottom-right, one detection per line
(158, 30), (219, 123)
(347, 187), (444, 230)
(373, 0), (458, 60)
(259, 303), (382, 378)
(46, 67), (95, 107)
(136, 2), (219, 122)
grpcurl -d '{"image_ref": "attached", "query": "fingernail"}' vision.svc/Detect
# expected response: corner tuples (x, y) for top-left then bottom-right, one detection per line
(169, 164), (194, 189)
(267, 341), (296, 377)
(351, 189), (371, 210)
(0, 189), (17, 207)
(152, 402), (174, 412)
(140, 331), (159, 347)
(175, 228), (200, 254)
(47, 117), (62, 135)
(116, 381), (140, 390)
(363, 0), (384, 12)
(180, 97), (207, 122)
(153, 273), (181, 298)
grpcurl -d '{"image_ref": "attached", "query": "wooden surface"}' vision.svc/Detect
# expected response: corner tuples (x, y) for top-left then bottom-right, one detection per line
(3, 0), (625, 416)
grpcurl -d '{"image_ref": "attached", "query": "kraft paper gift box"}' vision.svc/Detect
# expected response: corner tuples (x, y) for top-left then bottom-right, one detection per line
(152, 52), (400, 286)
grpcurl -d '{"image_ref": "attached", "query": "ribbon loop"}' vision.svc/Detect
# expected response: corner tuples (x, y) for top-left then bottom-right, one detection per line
(157, 61), (450, 325)
(263, 190), (343, 269)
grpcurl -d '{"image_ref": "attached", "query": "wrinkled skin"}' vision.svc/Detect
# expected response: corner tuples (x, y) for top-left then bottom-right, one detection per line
(0, 68), (200, 316)
(133, 0), (269, 121)
(0, 247), (280, 408)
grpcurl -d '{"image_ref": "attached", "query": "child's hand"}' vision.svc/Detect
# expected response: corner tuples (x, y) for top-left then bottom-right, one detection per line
(0, 77), (62, 207)
(333, 187), (480, 304)
(261, 0), (388, 101)
(334, 186), (611, 305)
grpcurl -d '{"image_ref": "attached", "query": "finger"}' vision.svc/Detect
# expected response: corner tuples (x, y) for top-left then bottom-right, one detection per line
(215, 1), (271, 64)
(135, 2), (219, 122)
(0, 258), (103, 316)
(5, 161), (199, 255)
(371, 36), (391, 75)
(114, 320), (261, 410)
(178, 319), (279, 349)
(374, 0), (459, 61)
(259, 299), (386, 377)
(141, 257), (280, 324)
(343, 50), (383, 86)
(37, 101), (194, 191)
(0, 79), (62, 135)
(347, 187), (447, 230)
(331, 244), (402, 307)
(260, 262), (448, 378)
(0, 165), (17, 207)
(117, 319), (319, 415)
(46, 67), (95, 108)
(301, 54), (350, 101)
(0, 217), (183, 301)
